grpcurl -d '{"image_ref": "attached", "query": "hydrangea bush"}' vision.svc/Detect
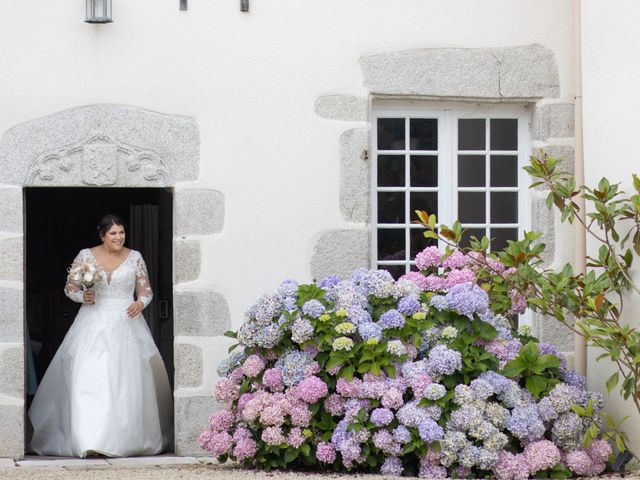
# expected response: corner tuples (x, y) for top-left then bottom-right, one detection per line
(200, 248), (613, 478)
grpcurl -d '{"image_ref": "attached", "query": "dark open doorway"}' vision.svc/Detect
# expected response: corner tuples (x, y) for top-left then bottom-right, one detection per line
(25, 188), (174, 404)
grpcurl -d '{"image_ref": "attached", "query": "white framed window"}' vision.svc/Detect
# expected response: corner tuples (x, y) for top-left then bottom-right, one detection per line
(372, 101), (531, 279)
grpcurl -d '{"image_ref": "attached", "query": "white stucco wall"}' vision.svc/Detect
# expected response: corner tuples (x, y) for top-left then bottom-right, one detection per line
(0, 0), (576, 431)
(582, 0), (640, 457)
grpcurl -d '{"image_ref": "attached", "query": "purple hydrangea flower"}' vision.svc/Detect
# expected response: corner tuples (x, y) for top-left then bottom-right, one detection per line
(381, 456), (404, 476)
(415, 246), (442, 270)
(358, 321), (382, 341)
(507, 404), (546, 443)
(393, 425), (412, 444)
(318, 275), (341, 290)
(370, 407), (394, 426)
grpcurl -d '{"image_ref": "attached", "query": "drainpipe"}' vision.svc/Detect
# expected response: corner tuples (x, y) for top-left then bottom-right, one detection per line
(574, 0), (587, 376)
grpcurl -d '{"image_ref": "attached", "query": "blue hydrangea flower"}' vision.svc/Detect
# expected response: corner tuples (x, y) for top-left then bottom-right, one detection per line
(291, 317), (314, 344)
(318, 274), (341, 290)
(398, 295), (421, 316)
(277, 279), (298, 298)
(247, 292), (284, 324)
(507, 404), (546, 442)
(216, 348), (247, 377)
(418, 419), (444, 442)
(380, 456), (403, 476)
(393, 425), (412, 444)
(430, 295), (448, 311)
(275, 350), (314, 386)
(347, 306), (372, 325)
(444, 282), (489, 317)
(426, 345), (462, 377)
(370, 408), (394, 427)
(358, 322), (382, 342)
(302, 299), (326, 318)
(379, 309), (405, 329)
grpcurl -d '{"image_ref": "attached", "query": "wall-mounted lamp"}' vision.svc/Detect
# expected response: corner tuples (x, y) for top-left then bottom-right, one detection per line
(86, 0), (113, 23)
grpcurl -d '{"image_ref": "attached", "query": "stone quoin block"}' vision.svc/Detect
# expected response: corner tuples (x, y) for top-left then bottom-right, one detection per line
(531, 192), (556, 267)
(310, 229), (370, 280)
(175, 396), (218, 456)
(0, 188), (23, 233)
(174, 239), (201, 284)
(0, 345), (24, 399)
(314, 95), (368, 122)
(0, 237), (23, 282)
(0, 286), (23, 343)
(175, 189), (225, 236)
(340, 129), (370, 223)
(0, 404), (24, 459)
(0, 104), (199, 187)
(532, 312), (575, 352)
(360, 44), (559, 100)
(174, 343), (203, 389)
(174, 290), (231, 337)
(533, 103), (575, 140)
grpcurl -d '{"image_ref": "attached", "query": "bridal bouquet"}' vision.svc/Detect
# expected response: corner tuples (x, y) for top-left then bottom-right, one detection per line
(201, 246), (614, 478)
(69, 261), (104, 290)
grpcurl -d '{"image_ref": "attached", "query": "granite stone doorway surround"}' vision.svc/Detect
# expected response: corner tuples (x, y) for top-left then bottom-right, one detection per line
(0, 105), (227, 459)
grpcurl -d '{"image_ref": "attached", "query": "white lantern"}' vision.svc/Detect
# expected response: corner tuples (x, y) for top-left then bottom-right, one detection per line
(86, 0), (112, 23)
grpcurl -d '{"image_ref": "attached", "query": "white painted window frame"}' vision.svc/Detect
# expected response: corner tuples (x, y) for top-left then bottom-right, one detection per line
(371, 100), (532, 273)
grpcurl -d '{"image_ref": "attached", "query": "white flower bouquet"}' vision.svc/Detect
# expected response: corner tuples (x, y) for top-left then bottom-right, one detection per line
(69, 261), (104, 290)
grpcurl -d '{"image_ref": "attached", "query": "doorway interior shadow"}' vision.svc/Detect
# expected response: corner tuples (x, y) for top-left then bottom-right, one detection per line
(24, 187), (175, 407)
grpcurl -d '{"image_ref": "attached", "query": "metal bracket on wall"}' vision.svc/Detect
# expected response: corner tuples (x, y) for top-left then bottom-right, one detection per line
(241, 0), (249, 12)
(180, 0), (187, 11)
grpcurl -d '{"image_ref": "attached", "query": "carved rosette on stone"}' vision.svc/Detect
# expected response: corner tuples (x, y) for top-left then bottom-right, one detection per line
(26, 133), (169, 187)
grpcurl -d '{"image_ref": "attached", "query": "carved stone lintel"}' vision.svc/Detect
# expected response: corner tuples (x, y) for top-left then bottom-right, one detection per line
(26, 133), (169, 187)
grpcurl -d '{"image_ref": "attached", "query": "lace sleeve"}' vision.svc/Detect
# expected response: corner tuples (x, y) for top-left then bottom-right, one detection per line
(135, 253), (153, 309)
(64, 250), (86, 303)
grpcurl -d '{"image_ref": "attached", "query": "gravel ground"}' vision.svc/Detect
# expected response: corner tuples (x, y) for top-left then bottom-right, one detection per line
(1, 464), (639, 480)
(0, 463), (405, 480)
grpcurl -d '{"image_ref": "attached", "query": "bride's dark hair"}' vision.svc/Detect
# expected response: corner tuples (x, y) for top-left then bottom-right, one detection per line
(98, 214), (126, 240)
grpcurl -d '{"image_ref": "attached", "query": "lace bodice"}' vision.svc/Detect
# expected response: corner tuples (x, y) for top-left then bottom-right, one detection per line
(64, 248), (153, 308)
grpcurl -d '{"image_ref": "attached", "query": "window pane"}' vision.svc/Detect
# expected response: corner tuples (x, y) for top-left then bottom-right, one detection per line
(458, 119), (486, 150)
(460, 228), (486, 248)
(410, 155), (438, 187)
(410, 118), (438, 150)
(491, 192), (518, 223)
(410, 192), (438, 218)
(491, 228), (518, 251)
(379, 264), (406, 280)
(378, 155), (405, 187)
(378, 192), (405, 223)
(458, 192), (485, 223)
(410, 228), (437, 258)
(377, 229), (405, 261)
(458, 155), (486, 187)
(490, 155), (518, 187)
(490, 119), (518, 150)
(378, 118), (405, 150)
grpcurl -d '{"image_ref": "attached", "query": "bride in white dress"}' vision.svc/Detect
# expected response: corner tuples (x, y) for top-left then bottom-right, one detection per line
(28, 215), (173, 457)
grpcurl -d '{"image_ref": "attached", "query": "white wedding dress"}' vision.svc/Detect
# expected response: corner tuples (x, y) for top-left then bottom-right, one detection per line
(28, 248), (173, 457)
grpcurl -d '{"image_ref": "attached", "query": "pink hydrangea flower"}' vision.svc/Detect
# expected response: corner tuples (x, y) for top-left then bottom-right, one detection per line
(242, 354), (266, 378)
(382, 388), (405, 409)
(237, 392), (253, 412)
(508, 288), (527, 315)
(415, 246), (442, 270)
(304, 361), (321, 377)
(261, 426), (285, 446)
(316, 441), (337, 463)
(442, 250), (468, 269)
(289, 403), (312, 427)
(233, 437), (257, 461)
(587, 439), (613, 463)
(233, 426), (251, 442)
(336, 377), (362, 398)
(523, 440), (561, 474)
(214, 378), (239, 403)
(200, 430), (233, 456)
(566, 450), (602, 476)
(209, 409), (235, 432)
(324, 394), (346, 416)
(262, 368), (283, 391)
(410, 373), (433, 398)
(228, 367), (244, 383)
(444, 268), (476, 289)
(399, 271), (430, 290)
(297, 376), (329, 403)
(287, 427), (305, 448)
(494, 451), (530, 480)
